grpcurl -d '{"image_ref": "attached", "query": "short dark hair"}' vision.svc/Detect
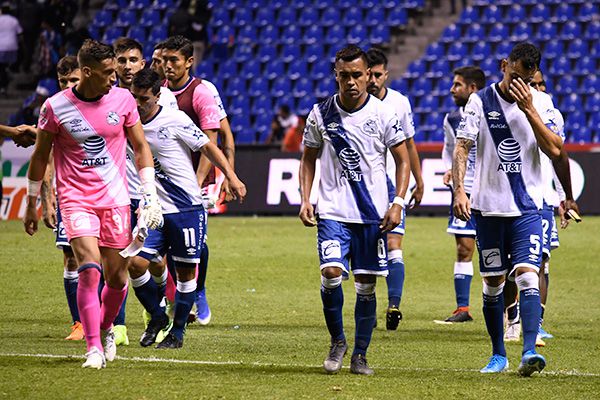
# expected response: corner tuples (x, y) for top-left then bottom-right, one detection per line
(279, 104), (290, 114)
(132, 68), (162, 96)
(508, 42), (541, 70)
(153, 41), (165, 51)
(113, 37), (143, 56)
(56, 55), (79, 76)
(366, 48), (388, 68)
(78, 39), (115, 68)
(453, 66), (486, 89)
(335, 44), (368, 66)
(162, 35), (194, 59)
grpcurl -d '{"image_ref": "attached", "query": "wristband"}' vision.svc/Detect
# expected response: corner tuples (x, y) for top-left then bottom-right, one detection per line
(138, 167), (156, 194)
(27, 179), (42, 197)
(392, 196), (405, 208)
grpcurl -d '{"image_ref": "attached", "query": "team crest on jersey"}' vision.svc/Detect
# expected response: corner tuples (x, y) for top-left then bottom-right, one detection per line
(106, 111), (120, 125)
(362, 119), (377, 135)
(157, 127), (169, 140)
(496, 138), (522, 173)
(487, 111), (501, 120)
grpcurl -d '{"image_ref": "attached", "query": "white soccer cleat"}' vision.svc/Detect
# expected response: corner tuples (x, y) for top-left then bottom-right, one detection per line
(82, 346), (106, 369)
(504, 320), (521, 342)
(103, 328), (117, 362)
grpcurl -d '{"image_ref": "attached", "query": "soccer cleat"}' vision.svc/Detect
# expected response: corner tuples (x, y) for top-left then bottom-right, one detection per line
(65, 321), (85, 340)
(113, 325), (129, 346)
(350, 354), (374, 376)
(165, 299), (175, 319)
(518, 351), (546, 377)
(140, 313), (170, 347)
(323, 339), (348, 374)
(535, 334), (546, 347)
(195, 288), (212, 325)
(142, 309), (151, 329)
(155, 320), (173, 344)
(187, 310), (197, 324)
(538, 326), (554, 340)
(437, 308), (473, 324)
(386, 307), (403, 331)
(504, 320), (521, 342)
(82, 346), (106, 369)
(103, 328), (117, 362)
(156, 332), (183, 349)
(480, 354), (509, 373)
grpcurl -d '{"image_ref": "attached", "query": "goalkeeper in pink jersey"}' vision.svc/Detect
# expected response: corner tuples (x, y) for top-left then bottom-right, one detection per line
(23, 40), (162, 369)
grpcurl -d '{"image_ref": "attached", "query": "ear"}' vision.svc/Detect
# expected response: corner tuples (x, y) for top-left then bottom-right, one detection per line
(81, 66), (92, 78)
(141, 58), (146, 68)
(185, 56), (194, 71)
(500, 59), (507, 74)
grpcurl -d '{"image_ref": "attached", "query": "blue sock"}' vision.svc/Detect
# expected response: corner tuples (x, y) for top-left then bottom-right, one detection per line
(171, 280), (197, 340)
(520, 288), (541, 354)
(386, 251), (404, 308)
(63, 270), (80, 323)
(197, 244), (209, 291)
(506, 301), (519, 321)
(114, 290), (127, 325)
(454, 274), (473, 308)
(354, 287), (377, 356)
(321, 281), (345, 341)
(482, 286), (506, 357)
(132, 272), (162, 319)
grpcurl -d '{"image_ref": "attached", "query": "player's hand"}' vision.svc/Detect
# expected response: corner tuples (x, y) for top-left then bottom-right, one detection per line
(41, 197), (57, 229)
(443, 170), (452, 186)
(220, 179), (235, 203)
(408, 183), (424, 208)
(23, 202), (39, 235)
(558, 201), (569, 229)
(140, 191), (163, 230)
(228, 176), (247, 203)
(509, 77), (534, 114)
(380, 204), (402, 232)
(13, 125), (37, 147)
(561, 199), (581, 226)
(453, 189), (471, 221)
(299, 201), (317, 227)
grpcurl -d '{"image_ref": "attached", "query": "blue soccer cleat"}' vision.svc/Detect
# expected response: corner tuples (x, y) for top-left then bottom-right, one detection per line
(480, 354), (509, 373)
(195, 288), (212, 325)
(538, 326), (554, 340)
(518, 351), (546, 377)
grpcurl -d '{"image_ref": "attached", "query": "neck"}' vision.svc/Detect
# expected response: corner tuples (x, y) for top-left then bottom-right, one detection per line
(169, 72), (190, 89)
(497, 80), (514, 102)
(75, 81), (103, 99)
(141, 105), (160, 124)
(339, 92), (368, 112)
(375, 86), (386, 100)
(118, 80), (130, 90)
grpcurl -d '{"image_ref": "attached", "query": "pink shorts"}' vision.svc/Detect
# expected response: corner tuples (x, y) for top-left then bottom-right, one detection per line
(61, 205), (132, 249)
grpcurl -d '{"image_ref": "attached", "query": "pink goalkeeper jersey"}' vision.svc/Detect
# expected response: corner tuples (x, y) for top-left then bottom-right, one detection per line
(38, 86), (139, 210)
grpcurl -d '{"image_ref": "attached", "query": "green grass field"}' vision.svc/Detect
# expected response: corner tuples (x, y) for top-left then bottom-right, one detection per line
(1, 217), (599, 399)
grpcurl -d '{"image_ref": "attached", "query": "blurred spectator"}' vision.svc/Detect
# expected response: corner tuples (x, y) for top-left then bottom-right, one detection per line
(0, 1), (23, 95)
(281, 115), (306, 152)
(450, 0), (467, 14)
(9, 77), (57, 125)
(169, 0), (210, 71)
(43, 0), (77, 37)
(17, 0), (42, 72)
(268, 105), (300, 144)
(36, 19), (62, 77)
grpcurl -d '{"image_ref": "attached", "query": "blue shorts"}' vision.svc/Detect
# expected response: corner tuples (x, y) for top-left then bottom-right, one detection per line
(317, 218), (388, 277)
(55, 204), (70, 250)
(541, 204), (559, 259)
(386, 177), (406, 235)
(447, 195), (477, 236)
(139, 207), (206, 265)
(473, 211), (543, 277)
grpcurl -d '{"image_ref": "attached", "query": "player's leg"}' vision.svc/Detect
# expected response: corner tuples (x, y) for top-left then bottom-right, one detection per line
(317, 219), (350, 374)
(385, 229), (404, 330)
(475, 214), (509, 373)
(194, 242), (211, 325)
(443, 235), (476, 323)
(539, 207), (558, 340)
(503, 278), (520, 342)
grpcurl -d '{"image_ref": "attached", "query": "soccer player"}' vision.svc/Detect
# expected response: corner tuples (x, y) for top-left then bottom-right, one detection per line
(366, 48), (424, 330)
(436, 66), (486, 324)
(300, 45), (410, 375)
(23, 40), (162, 369)
(452, 42), (563, 376)
(150, 41), (166, 81)
(128, 68), (246, 348)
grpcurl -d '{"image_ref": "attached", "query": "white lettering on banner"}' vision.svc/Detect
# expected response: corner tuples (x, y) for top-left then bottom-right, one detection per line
(419, 158), (452, 206)
(266, 159), (319, 205)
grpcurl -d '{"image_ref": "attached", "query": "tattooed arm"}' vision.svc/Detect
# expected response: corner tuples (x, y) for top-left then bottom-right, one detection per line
(452, 138), (474, 221)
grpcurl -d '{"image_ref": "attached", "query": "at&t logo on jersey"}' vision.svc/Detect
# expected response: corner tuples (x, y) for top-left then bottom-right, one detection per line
(338, 148), (363, 182)
(496, 138), (522, 173)
(82, 136), (108, 167)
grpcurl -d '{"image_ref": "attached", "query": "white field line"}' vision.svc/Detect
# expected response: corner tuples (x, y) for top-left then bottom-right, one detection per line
(0, 352), (599, 377)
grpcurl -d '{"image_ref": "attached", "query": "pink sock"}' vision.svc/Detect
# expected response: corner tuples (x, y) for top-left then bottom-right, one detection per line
(77, 264), (102, 352)
(100, 283), (128, 331)
(166, 273), (176, 303)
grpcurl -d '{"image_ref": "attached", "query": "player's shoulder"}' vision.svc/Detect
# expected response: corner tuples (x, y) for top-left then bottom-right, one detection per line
(531, 87), (554, 107)
(370, 94), (397, 119)
(386, 87), (411, 105)
(199, 79), (219, 95)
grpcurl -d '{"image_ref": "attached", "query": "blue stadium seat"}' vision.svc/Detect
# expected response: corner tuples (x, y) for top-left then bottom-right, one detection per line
(432, 76), (452, 96)
(115, 10), (137, 27)
(584, 20), (600, 40)
(481, 5), (502, 24)
(453, 57), (473, 69)
(304, 25), (323, 45)
(550, 57), (571, 76)
(281, 26), (301, 45)
(233, 45), (254, 63)
(505, 3), (525, 21)
(233, 7), (252, 27)
(565, 110), (586, 135)
(463, 23), (485, 43)
(293, 0), (312, 9)
(370, 25), (391, 44)
(460, 6), (479, 24)
(587, 74), (600, 94)
(406, 60), (426, 78)
(390, 78), (409, 94)
(315, 77), (335, 98)
(271, 77), (292, 97)
(387, 7), (408, 27)
(88, 25), (100, 39)
(234, 116), (255, 144)
(414, 96), (439, 114)
(472, 42), (491, 61)
(488, 23), (509, 43)
(258, 25), (278, 45)
(288, 60), (308, 80)
(535, 21), (557, 42)
(277, 8), (296, 27)
(225, 76), (246, 98)
(589, 113), (600, 134)
(254, 114), (273, 142)
(139, 9), (160, 28)
(574, 56), (596, 76)
(529, 3), (550, 24)
(102, 26), (124, 43)
(305, 45), (324, 64)
(585, 93), (600, 113)
(258, 44), (277, 63)
(312, 59), (332, 80)
(560, 21), (582, 40)
(293, 78), (313, 98)
(428, 128), (445, 142)
(567, 129), (592, 144)
(153, 0), (174, 11)
(127, 26), (146, 43)
(211, 8), (230, 28)
(412, 78), (432, 97)
(299, 8), (319, 27)
(440, 24), (461, 43)
(315, 0), (335, 10)
(242, 59), (261, 79)
(383, 0), (402, 10)
(255, 8), (275, 28)
(229, 96), (250, 117)
(366, 7), (385, 27)
(554, 74), (577, 95)
(276, 94), (295, 109)
(440, 95), (456, 113)
(104, 0), (128, 11)
(543, 41), (564, 59)
(480, 57), (499, 76)
(511, 22), (532, 42)
(347, 25), (368, 44)
(447, 42), (467, 61)
(281, 45), (301, 63)
(552, 3), (574, 23)
(344, 8), (363, 26)
(297, 96), (314, 116)
(324, 25), (346, 45)
(93, 10), (113, 28)
(238, 25), (258, 44)
(253, 95), (273, 115)
(321, 8), (341, 27)
(579, 3), (599, 22)
(248, 0), (268, 11)
(567, 39), (588, 59)
(195, 60), (214, 77)
(562, 93), (583, 113)
(248, 77), (268, 97)
(423, 43), (444, 62)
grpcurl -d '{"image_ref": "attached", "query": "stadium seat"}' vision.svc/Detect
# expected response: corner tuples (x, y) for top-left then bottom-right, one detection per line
(432, 76), (453, 96)
(293, 0), (312, 9)
(488, 23), (509, 43)
(460, 6), (479, 24)
(579, 3), (599, 22)
(315, 77), (335, 98)
(247, 0), (268, 11)
(480, 57), (499, 76)
(281, 45), (301, 64)
(387, 7), (408, 27)
(153, 0), (174, 11)
(127, 26), (146, 43)
(320, 8), (341, 27)
(128, 0), (150, 10)
(565, 110), (586, 134)
(481, 5), (502, 24)
(586, 75), (600, 94)
(567, 39), (588, 59)
(412, 78), (432, 97)
(264, 61), (285, 80)
(510, 22), (532, 42)
(584, 20), (600, 40)
(229, 96), (250, 117)
(505, 3), (525, 21)
(406, 60), (426, 78)
(423, 43), (444, 62)
(529, 3), (551, 24)
(281, 26), (302, 45)
(212, 25), (234, 45)
(102, 26), (124, 43)
(271, 77), (292, 97)
(288, 61), (308, 81)
(248, 77), (269, 97)
(139, 9), (160, 28)
(463, 23), (485, 43)
(574, 57), (596, 76)
(370, 25), (391, 44)
(226, 76), (247, 97)
(233, 45), (254, 63)
(414, 96), (439, 113)
(299, 8), (319, 27)
(365, 7), (385, 28)
(238, 25), (258, 44)
(254, 113), (273, 142)
(253, 95), (273, 116)
(242, 59), (261, 79)
(390, 78), (409, 94)
(551, 3), (574, 23)
(232, 7), (252, 27)
(549, 57), (571, 76)
(104, 0), (128, 11)
(303, 26), (323, 45)
(554, 75), (577, 95)
(195, 60), (214, 77)
(535, 21), (557, 42)
(560, 21), (582, 40)
(255, 8), (275, 28)
(562, 93), (583, 113)
(258, 44), (277, 63)
(88, 26), (100, 40)
(344, 8), (363, 26)
(93, 10), (114, 28)
(114, 10), (137, 27)
(440, 24), (461, 43)
(315, 0), (334, 10)
(543, 41), (564, 59)
(297, 96), (315, 116)
(471, 42), (491, 61)
(447, 42), (467, 61)
(211, 8), (230, 28)
(312, 59), (332, 80)
(585, 93), (600, 113)
(277, 8), (296, 27)
(347, 25), (368, 44)
(567, 129), (592, 144)
(276, 93), (295, 109)
(258, 25), (278, 45)
(324, 25), (346, 45)
(305, 45), (324, 64)
(293, 78), (313, 98)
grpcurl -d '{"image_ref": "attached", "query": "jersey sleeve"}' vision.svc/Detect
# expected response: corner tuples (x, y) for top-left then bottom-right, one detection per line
(174, 111), (210, 152)
(159, 87), (179, 110)
(38, 99), (59, 134)
(554, 108), (565, 142)
(441, 114), (454, 170)
(302, 107), (323, 148)
(211, 85), (228, 120)
(192, 84), (221, 131)
(123, 90), (140, 127)
(456, 93), (482, 143)
(400, 96), (416, 139)
(383, 108), (406, 148)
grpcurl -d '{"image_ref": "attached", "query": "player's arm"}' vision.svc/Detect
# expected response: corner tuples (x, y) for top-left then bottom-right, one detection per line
(381, 141), (410, 232)
(405, 137), (424, 207)
(24, 129), (54, 235)
(509, 78), (561, 159)
(299, 146), (319, 227)
(441, 116), (454, 186)
(0, 124), (37, 147)
(199, 141), (245, 202)
(552, 149), (580, 225)
(196, 128), (219, 187)
(41, 150), (57, 229)
(216, 118), (236, 202)
(452, 138), (473, 221)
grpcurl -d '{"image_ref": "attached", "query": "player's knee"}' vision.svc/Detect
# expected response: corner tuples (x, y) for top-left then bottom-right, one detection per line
(321, 275), (342, 289)
(387, 235), (402, 250)
(354, 281), (376, 295)
(456, 242), (474, 262)
(515, 271), (539, 291)
(148, 260), (165, 277)
(321, 267), (342, 279)
(482, 280), (505, 296)
(64, 253), (78, 272)
(128, 256), (149, 278)
(388, 249), (403, 263)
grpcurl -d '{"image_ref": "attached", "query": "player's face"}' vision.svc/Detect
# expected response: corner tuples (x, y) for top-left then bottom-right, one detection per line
(57, 68), (81, 90)
(450, 75), (472, 107)
(367, 64), (388, 97)
(130, 85), (159, 120)
(529, 71), (546, 93)
(116, 48), (145, 86)
(83, 58), (117, 95)
(335, 57), (370, 101)
(162, 49), (193, 82)
(150, 49), (165, 80)
(501, 59), (537, 94)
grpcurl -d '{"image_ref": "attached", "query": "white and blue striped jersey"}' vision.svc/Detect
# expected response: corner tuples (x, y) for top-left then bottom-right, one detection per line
(126, 87), (179, 200)
(142, 106), (209, 214)
(456, 83), (558, 217)
(442, 107), (476, 194)
(303, 94), (406, 224)
(381, 88), (415, 139)
(541, 107), (565, 207)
